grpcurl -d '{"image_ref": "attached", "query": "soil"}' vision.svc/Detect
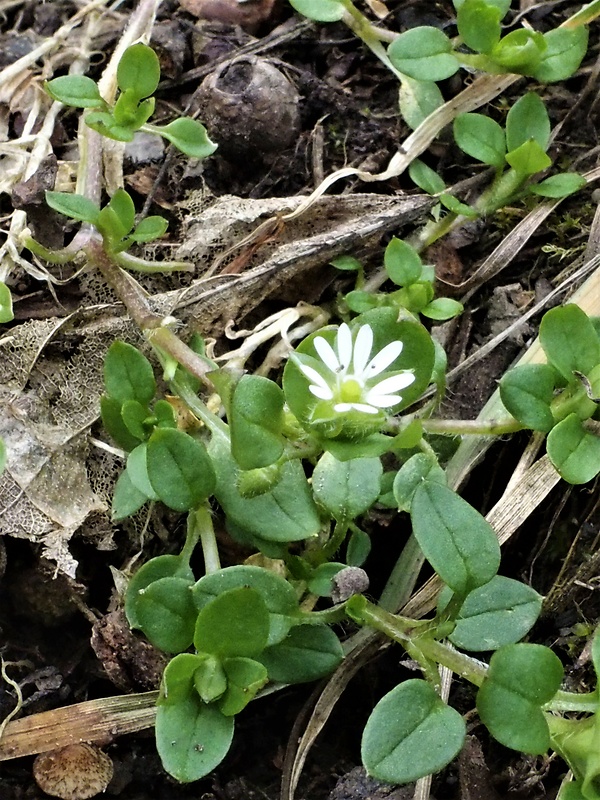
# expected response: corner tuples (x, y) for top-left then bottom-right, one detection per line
(0, 1), (599, 799)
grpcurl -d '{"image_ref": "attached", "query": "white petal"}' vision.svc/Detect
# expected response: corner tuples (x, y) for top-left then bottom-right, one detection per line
(336, 324), (353, 371)
(365, 340), (403, 377)
(351, 403), (380, 414)
(368, 372), (415, 396)
(352, 324), (373, 376)
(366, 394), (402, 408)
(333, 402), (353, 413)
(309, 385), (334, 400)
(314, 336), (340, 373)
(298, 363), (332, 392)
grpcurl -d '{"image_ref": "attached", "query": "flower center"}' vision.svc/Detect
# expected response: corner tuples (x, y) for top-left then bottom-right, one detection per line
(339, 377), (363, 403)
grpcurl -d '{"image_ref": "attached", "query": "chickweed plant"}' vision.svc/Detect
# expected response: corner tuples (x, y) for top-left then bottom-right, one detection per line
(4, 12), (600, 798)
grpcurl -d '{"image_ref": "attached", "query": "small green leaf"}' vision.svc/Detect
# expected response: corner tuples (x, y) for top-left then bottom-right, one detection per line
(439, 576), (543, 651)
(438, 194), (479, 218)
(45, 191), (100, 225)
(156, 690), (234, 782)
(362, 679), (466, 784)
(230, 375), (285, 470)
(194, 586), (270, 658)
(154, 399), (177, 428)
(85, 111), (135, 142)
(499, 363), (557, 432)
(411, 482), (500, 595)
(126, 443), (160, 500)
(111, 469), (148, 521)
(477, 643), (563, 754)
(393, 453), (446, 513)
(408, 158), (446, 195)
(108, 188), (136, 234)
(117, 43), (160, 99)
(307, 563), (347, 597)
(421, 297), (464, 321)
(129, 215), (169, 242)
(344, 290), (379, 313)
(121, 399), (150, 440)
(194, 654), (227, 703)
(154, 118), (218, 159)
(453, 0), (510, 15)
(505, 139), (552, 176)
(219, 657), (268, 715)
(532, 27), (589, 83)
(135, 576), (197, 653)
(453, 113), (506, 169)
(0, 282), (14, 323)
(399, 78), (444, 131)
(491, 28), (546, 73)
(44, 75), (105, 108)
(346, 528), (371, 566)
(506, 92), (550, 153)
(312, 453), (383, 521)
(288, 0), (345, 21)
(457, 0), (501, 54)
(529, 173), (587, 198)
(125, 554), (194, 629)
(384, 238), (423, 286)
(330, 255), (362, 271)
(257, 624), (343, 683)
(146, 428), (216, 511)
(100, 395), (142, 451)
(193, 565), (299, 646)
(104, 341), (156, 405)
(540, 305), (600, 381)
(547, 414), (600, 485)
(388, 27), (459, 82)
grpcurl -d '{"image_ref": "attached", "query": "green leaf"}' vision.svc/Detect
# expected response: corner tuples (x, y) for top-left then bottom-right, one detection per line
(104, 341), (156, 405)
(129, 215), (169, 242)
(44, 75), (105, 108)
(154, 399), (177, 428)
(155, 118), (218, 159)
(219, 657), (268, 715)
(344, 290), (379, 313)
(126, 443), (160, 500)
(408, 158), (446, 195)
(477, 643), (563, 754)
(135, 576), (197, 653)
(307, 563), (347, 597)
(125, 554), (194, 629)
(113, 90), (154, 128)
(384, 238), (423, 286)
(529, 173), (587, 198)
(209, 428), (320, 543)
(452, 0), (510, 15)
(117, 43), (160, 99)
(230, 375), (284, 470)
(108, 188), (136, 234)
(411, 482), (500, 595)
(457, 0), (501, 54)
(532, 27), (589, 83)
(330, 255), (362, 271)
(388, 27), (459, 82)
(194, 586), (270, 658)
(194, 654), (227, 703)
(97, 204), (129, 246)
(0, 282), (14, 323)
(287, 0), (345, 21)
(312, 453), (382, 521)
(439, 576), (543, 651)
(100, 395), (142, 451)
(192, 565), (299, 647)
(85, 111), (135, 142)
(438, 194), (479, 218)
(393, 453), (446, 513)
(499, 363), (557, 432)
(421, 297), (464, 321)
(257, 624), (343, 683)
(547, 414), (600, 485)
(45, 191), (100, 225)
(346, 528), (371, 566)
(111, 468), (148, 521)
(146, 428), (216, 511)
(361, 679), (466, 784)
(156, 690), (234, 782)
(324, 434), (393, 461)
(505, 92), (550, 153)
(453, 113), (506, 169)
(540, 305), (600, 381)
(121, 399), (150, 440)
(491, 28), (546, 73)
(505, 139), (552, 176)
(399, 78), (444, 131)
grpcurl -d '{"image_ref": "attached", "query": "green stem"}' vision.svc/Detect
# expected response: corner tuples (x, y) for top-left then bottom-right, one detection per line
(548, 690), (599, 713)
(21, 234), (80, 265)
(189, 505), (221, 574)
(420, 417), (524, 436)
(298, 604), (350, 625)
(341, 0), (404, 81)
(321, 520), (351, 562)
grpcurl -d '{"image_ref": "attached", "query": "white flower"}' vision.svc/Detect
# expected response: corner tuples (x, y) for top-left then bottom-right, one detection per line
(294, 323), (415, 415)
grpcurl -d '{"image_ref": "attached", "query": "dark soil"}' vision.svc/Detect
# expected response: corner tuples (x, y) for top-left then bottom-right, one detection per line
(1, 0), (599, 798)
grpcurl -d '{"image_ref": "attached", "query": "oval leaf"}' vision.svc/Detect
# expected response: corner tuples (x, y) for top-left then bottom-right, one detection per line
(45, 75), (105, 108)
(0, 281), (14, 323)
(362, 679), (465, 784)
(45, 191), (100, 225)
(547, 414), (600, 485)
(157, 118), (218, 159)
(288, 0), (345, 21)
(411, 482), (500, 595)
(230, 375), (285, 470)
(312, 453), (383, 521)
(540, 305), (600, 381)
(135, 576), (197, 653)
(117, 43), (160, 99)
(453, 113), (506, 169)
(146, 428), (216, 511)
(194, 586), (270, 658)
(499, 363), (557, 432)
(388, 27), (459, 81)
(104, 341), (156, 405)
(257, 624), (343, 683)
